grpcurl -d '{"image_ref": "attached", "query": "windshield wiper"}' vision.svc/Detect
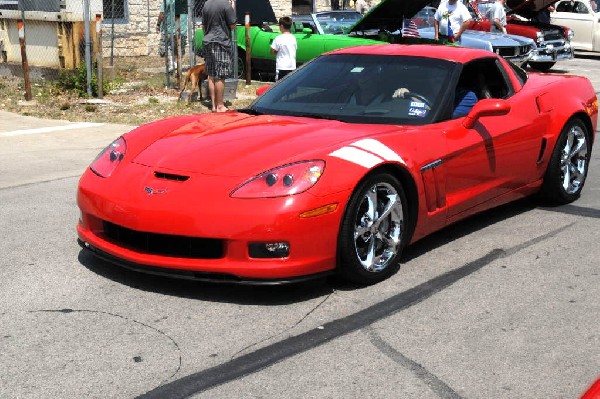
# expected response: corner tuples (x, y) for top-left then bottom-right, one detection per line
(237, 108), (264, 115)
(291, 113), (340, 121)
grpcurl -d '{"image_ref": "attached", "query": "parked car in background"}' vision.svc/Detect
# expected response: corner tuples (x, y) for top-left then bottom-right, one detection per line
(350, 4), (535, 66)
(195, 19), (383, 80)
(293, 10), (363, 34)
(194, 0), (534, 79)
(412, 5), (436, 28)
(418, 26), (535, 66)
(552, 0), (600, 52)
(466, 0), (574, 71)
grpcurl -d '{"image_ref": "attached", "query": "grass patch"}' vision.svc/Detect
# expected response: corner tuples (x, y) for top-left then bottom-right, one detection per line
(0, 56), (266, 125)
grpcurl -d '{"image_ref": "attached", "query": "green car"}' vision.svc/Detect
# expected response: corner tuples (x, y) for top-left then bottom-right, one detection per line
(194, 0), (438, 79)
(194, 12), (383, 79)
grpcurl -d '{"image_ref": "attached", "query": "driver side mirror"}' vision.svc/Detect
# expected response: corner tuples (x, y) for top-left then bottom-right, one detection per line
(302, 27), (313, 35)
(462, 99), (511, 129)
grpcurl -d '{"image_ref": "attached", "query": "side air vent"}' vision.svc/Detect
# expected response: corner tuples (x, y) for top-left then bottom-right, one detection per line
(154, 171), (190, 181)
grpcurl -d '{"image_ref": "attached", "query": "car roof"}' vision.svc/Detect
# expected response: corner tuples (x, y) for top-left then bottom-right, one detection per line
(327, 44), (498, 65)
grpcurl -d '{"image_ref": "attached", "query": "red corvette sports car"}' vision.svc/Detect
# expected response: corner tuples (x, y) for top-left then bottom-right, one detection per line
(77, 45), (598, 285)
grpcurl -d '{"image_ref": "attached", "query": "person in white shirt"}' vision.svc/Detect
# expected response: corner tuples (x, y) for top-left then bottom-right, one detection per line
(355, 0), (371, 14)
(489, 0), (507, 33)
(270, 17), (297, 81)
(434, 0), (472, 43)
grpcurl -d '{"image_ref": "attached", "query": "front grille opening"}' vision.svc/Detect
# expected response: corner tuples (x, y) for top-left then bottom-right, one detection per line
(154, 171), (190, 181)
(102, 221), (223, 259)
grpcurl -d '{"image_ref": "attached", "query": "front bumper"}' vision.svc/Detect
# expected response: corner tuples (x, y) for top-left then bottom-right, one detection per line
(76, 165), (349, 281)
(530, 42), (574, 63)
(78, 239), (334, 285)
(503, 50), (533, 65)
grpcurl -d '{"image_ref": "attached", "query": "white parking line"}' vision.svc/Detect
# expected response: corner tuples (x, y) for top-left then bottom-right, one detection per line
(0, 122), (105, 137)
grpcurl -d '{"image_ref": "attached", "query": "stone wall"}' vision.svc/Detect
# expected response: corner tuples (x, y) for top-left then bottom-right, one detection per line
(102, 0), (157, 58)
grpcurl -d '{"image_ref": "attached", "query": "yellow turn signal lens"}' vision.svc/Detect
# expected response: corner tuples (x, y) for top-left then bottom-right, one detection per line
(299, 203), (338, 218)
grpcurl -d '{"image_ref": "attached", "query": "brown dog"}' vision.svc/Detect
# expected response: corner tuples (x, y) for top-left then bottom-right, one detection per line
(178, 63), (208, 104)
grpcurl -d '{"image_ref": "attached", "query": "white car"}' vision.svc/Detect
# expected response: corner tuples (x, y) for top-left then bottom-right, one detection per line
(552, 0), (600, 52)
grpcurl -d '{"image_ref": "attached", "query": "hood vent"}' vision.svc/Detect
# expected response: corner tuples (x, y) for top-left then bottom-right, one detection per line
(154, 171), (190, 181)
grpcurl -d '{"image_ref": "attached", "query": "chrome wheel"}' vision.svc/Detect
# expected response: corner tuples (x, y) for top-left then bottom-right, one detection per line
(352, 182), (404, 273)
(560, 124), (588, 195)
(540, 118), (590, 205)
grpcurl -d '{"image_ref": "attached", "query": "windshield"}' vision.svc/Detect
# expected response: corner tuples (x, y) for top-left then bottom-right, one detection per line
(314, 11), (363, 34)
(251, 53), (455, 125)
(414, 6), (436, 27)
(470, 1), (508, 19)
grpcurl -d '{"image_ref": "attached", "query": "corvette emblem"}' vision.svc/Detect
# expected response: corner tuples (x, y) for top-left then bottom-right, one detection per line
(144, 186), (168, 195)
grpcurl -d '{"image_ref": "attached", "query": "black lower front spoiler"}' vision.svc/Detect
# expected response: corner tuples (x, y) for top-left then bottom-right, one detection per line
(78, 239), (333, 286)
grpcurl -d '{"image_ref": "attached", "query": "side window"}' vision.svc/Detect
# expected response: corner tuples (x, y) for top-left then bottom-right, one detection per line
(574, 1), (589, 13)
(303, 22), (317, 33)
(103, 0), (129, 23)
(457, 59), (512, 101)
(556, 1), (574, 12)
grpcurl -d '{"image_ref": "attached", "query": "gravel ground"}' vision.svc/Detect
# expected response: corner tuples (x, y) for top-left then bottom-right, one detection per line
(0, 56), (264, 126)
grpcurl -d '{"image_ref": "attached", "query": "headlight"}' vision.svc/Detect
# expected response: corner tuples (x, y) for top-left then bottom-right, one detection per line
(231, 160), (325, 198)
(536, 31), (544, 44)
(90, 137), (126, 178)
(567, 29), (574, 41)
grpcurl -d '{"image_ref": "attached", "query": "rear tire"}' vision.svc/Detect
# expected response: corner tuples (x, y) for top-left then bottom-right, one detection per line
(539, 118), (591, 205)
(337, 173), (408, 285)
(236, 48), (246, 80)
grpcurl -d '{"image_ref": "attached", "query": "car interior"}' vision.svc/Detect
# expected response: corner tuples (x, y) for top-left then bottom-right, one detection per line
(458, 59), (511, 101)
(556, 1), (592, 13)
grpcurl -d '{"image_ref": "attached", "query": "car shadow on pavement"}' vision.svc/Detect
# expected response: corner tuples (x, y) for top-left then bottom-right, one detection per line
(77, 249), (333, 305)
(402, 197), (538, 263)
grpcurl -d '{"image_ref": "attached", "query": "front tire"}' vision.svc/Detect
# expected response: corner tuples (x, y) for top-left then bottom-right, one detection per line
(337, 173), (408, 285)
(539, 118), (591, 204)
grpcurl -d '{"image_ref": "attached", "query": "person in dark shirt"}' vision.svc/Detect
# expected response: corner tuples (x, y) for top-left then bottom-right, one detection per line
(532, 5), (555, 24)
(202, 0), (236, 112)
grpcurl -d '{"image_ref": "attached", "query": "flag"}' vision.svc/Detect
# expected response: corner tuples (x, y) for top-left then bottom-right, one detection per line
(402, 19), (420, 38)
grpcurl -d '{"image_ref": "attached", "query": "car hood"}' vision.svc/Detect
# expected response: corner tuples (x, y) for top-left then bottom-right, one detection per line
(348, 0), (561, 33)
(131, 113), (404, 177)
(347, 0), (433, 34)
(419, 26), (533, 46)
(505, 0), (560, 19)
(234, 0), (277, 25)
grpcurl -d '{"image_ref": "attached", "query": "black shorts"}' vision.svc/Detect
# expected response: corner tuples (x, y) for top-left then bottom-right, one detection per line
(204, 42), (232, 80)
(276, 69), (293, 80)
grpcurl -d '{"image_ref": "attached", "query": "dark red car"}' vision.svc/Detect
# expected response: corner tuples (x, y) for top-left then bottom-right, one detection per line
(467, 0), (574, 71)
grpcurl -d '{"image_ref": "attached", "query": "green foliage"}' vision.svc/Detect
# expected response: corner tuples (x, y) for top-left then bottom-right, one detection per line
(54, 63), (111, 97)
(148, 97), (159, 104)
(85, 104), (97, 112)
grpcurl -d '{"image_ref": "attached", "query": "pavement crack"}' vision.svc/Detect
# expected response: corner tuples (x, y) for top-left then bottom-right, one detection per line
(0, 175), (80, 190)
(229, 291), (335, 361)
(32, 308), (182, 382)
(364, 326), (464, 399)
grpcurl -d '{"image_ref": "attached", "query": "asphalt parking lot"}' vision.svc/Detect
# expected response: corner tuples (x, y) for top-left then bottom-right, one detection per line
(1, 54), (599, 399)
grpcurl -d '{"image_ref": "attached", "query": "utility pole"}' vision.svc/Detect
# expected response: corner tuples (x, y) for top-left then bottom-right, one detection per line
(17, 18), (32, 101)
(83, 0), (93, 97)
